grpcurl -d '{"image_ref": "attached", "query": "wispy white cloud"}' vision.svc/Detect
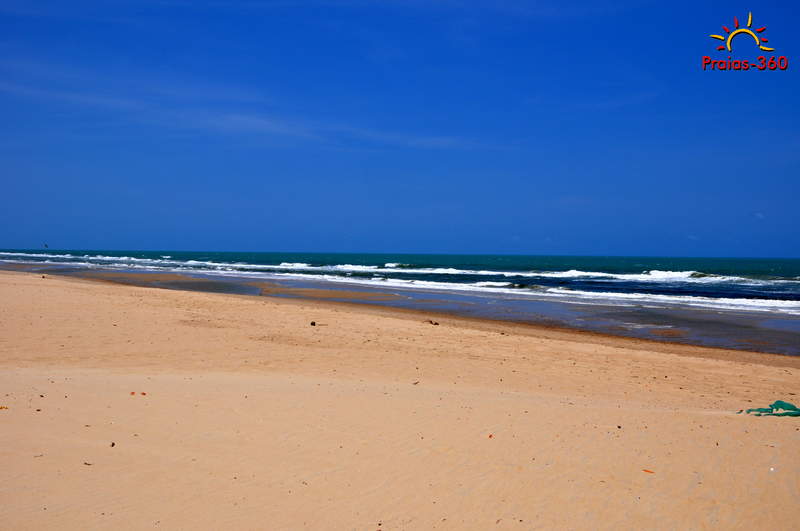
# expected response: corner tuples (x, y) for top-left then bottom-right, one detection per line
(173, 111), (321, 139)
(0, 66), (477, 149)
(322, 123), (477, 148)
(0, 81), (143, 109)
(574, 91), (660, 110)
(0, 59), (268, 104)
(0, 0), (137, 23)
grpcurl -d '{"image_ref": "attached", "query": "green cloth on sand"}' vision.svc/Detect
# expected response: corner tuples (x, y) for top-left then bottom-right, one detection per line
(740, 400), (800, 417)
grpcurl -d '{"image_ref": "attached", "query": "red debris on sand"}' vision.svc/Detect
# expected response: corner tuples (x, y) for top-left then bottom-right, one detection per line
(140, 392), (147, 396)
(642, 469), (655, 474)
(130, 392), (135, 396)
(488, 434), (494, 439)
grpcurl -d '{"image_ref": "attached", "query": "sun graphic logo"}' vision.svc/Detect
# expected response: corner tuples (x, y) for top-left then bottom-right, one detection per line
(702, 12), (789, 71)
(709, 12), (773, 52)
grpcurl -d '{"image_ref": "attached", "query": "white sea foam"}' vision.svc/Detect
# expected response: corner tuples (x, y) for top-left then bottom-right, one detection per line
(274, 273), (800, 314)
(525, 269), (747, 283)
(543, 288), (800, 314)
(0, 251), (77, 259)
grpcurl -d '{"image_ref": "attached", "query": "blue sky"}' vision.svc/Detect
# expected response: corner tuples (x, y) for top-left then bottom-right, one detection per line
(1, 1), (798, 256)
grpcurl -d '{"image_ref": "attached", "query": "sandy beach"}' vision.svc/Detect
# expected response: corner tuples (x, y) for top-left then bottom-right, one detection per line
(1, 269), (798, 529)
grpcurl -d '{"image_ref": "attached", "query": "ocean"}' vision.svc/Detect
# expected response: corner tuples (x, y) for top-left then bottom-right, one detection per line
(2, 250), (799, 313)
(3, 250), (800, 354)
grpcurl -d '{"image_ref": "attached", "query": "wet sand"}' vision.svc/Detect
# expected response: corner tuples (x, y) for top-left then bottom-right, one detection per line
(1, 270), (799, 529)
(251, 280), (404, 301)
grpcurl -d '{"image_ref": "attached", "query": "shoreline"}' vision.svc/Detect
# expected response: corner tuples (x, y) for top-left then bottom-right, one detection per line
(7, 265), (800, 365)
(3, 267), (800, 371)
(4, 254), (800, 356)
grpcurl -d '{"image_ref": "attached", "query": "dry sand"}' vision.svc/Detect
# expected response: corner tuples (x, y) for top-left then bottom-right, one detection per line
(0, 270), (798, 530)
